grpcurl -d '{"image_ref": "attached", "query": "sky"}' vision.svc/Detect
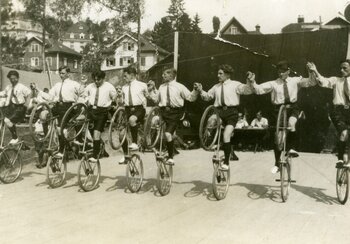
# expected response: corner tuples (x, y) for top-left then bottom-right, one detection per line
(12, 0), (350, 34)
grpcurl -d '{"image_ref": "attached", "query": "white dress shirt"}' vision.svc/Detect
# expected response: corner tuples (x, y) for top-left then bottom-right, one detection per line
(252, 76), (315, 105)
(317, 75), (350, 105)
(49, 78), (83, 103)
(235, 119), (249, 129)
(150, 80), (198, 107)
(122, 79), (148, 107)
(0, 83), (31, 105)
(84, 82), (117, 108)
(200, 79), (253, 107)
(251, 117), (269, 128)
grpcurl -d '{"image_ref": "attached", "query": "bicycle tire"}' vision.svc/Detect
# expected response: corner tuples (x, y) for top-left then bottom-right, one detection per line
(199, 105), (220, 151)
(77, 158), (101, 192)
(143, 106), (162, 150)
(28, 102), (52, 142)
(336, 167), (349, 204)
(60, 103), (88, 142)
(275, 105), (288, 151)
(156, 160), (173, 196)
(212, 165), (230, 200)
(280, 161), (291, 202)
(126, 154), (144, 193)
(108, 107), (127, 150)
(0, 148), (22, 184)
(46, 153), (67, 188)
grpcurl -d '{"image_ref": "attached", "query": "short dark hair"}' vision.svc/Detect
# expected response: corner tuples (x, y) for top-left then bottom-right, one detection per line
(58, 66), (70, 73)
(340, 59), (350, 65)
(276, 60), (290, 71)
(163, 68), (177, 78)
(7, 70), (19, 78)
(91, 70), (106, 80)
(218, 64), (234, 75)
(43, 88), (49, 93)
(124, 66), (137, 75)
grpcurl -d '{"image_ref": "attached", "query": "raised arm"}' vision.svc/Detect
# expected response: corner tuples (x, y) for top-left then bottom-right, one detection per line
(198, 84), (215, 101)
(180, 83), (199, 102)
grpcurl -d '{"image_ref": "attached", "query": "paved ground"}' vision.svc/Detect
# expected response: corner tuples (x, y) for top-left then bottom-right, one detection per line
(0, 147), (349, 244)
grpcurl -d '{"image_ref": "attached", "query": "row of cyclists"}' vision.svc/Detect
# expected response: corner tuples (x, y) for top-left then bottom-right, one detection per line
(0, 60), (349, 174)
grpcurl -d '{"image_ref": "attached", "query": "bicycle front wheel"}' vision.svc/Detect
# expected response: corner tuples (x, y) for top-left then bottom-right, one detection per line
(29, 102), (52, 142)
(77, 158), (101, 192)
(0, 148), (22, 184)
(212, 165), (230, 200)
(60, 103), (88, 142)
(199, 105), (220, 151)
(126, 154), (144, 193)
(108, 107), (127, 150)
(143, 107), (162, 150)
(46, 153), (67, 188)
(275, 105), (288, 152)
(336, 167), (349, 204)
(280, 162), (291, 202)
(156, 160), (173, 196)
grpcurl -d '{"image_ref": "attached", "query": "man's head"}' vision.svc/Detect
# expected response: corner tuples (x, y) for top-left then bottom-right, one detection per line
(91, 70), (106, 87)
(340, 60), (350, 77)
(217, 64), (233, 83)
(276, 60), (290, 80)
(81, 74), (88, 84)
(7, 70), (19, 86)
(162, 68), (176, 83)
(58, 66), (70, 81)
(256, 111), (262, 120)
(43, 88), (49, 93)
(238, 112), (243, 120)
(123, 66), (137, 83)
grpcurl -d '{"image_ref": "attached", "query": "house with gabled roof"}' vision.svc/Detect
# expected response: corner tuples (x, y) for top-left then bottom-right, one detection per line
(23, 36), (82, 72)
(220, 17), (262, 35)
(61, 21), (93, 53)
(101, 32), (169, 72)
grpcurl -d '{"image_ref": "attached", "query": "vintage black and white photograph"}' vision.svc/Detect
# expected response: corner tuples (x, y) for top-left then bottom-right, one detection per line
(0, 0), (350, 243)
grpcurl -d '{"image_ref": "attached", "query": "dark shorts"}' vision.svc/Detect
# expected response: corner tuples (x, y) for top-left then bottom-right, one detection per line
(160, 107), (184, 134)
(216, 106), (239, 127)
(87, 106), (109, 132)
(271, 103), (300, 127)
(3, 104), (27, 124)
(125, 105), (146, 123)
(332, 105), (350, 133)
(52, 102), (73, 125)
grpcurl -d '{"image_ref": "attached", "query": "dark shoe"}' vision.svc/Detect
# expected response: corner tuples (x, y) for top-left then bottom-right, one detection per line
(230, 152), (239, 161)
(174, 148), (180, 155)
(103, 150), (109, 158)
(21, 143), (30, 151)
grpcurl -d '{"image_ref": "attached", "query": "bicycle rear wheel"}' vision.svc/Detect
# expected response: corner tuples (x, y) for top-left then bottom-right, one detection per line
(199, 105), (220, 150)
(0, 148), (22, 184)
(29, 102), (52, 142)
(275, 105), (288, 151)
(280, 161), (291, 202)
(126, 154), (144, 193)
(60, 103), (87, 142)
(143, 107), (162, 150)
(212, 165), (230, 200)
(156, 160), (173, 196)
(77, 158), (101, 192)
(336, 167), (349, 204)
(46, 152), (67, 188)
(108, 107), (127, 150)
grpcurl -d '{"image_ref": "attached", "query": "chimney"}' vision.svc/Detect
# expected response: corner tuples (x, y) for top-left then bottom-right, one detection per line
(255, 24), (261, 32)
(297, 15), (304, 23)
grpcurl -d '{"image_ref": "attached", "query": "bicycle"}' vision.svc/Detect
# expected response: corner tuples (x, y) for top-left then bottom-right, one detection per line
(29, 102), (67, 188)
(0, 109), (23, 184)
(61, 103), (101, 192)
(108, 106), (144, 193)
(199, 105), (229, 200)
(144, 106), (173, 196)
(274, 104), (296, 202)
(335, 136), (350, 204)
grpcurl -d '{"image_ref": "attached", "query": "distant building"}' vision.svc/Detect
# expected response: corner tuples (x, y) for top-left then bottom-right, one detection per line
(281, 15), (321, 33)
(23, 36), (82, 72)
(61, 21), (93, 53)
(321, 16), (350, 29)
(1, 17), (46, 39)
(220, 17), (262, 35)
(101, 33), (169, 72)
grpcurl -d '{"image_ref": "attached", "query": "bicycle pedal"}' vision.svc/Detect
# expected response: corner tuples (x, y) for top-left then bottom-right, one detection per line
(291, 180), (296, 183)
(275, 179), (281, 182)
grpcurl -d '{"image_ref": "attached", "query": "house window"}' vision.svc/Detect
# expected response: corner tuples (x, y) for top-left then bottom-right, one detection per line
(63, 58), (67, 66)
(45, 57), (52, 66)
(74, 60), (78, 69)
(120, 57), (134, 66)
(230, 26), (238, 34)
(70, 42), (74, 49)
(106, 58), (115, 67)
(31, 43), (39, 52)
(70, 33), (74, 38)
(141, 57), (146, 66)
(19, 58), (24, 64)
(31, 57), (39, 66)
(79, 26), (83, 30)
(79, 33), (85, 39)
(123, 42), (134, 51)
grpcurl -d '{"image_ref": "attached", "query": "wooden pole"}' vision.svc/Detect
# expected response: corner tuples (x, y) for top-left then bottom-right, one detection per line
(136, 0), (141, 74)
(46, 60), (52, 88)
(42, 0), (46, 72)
(0, 0), (3, 90)
(173, 31), (179, 70)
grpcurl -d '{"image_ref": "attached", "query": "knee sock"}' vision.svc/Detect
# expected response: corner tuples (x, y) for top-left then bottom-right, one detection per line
(43, 122), (48, 136)
(167, 140), (174, 159)
(93, 140), (101, 159)
(122, 140), (128, 155)
(130, 125), (138, 144)
(274, 148), (282, 165)
(8, 125), (18, 139)
(288, 132), (298, 151)
(223, 142), (231, 165)
(338, 141), (346, 160)
(58, 135), (65, 153)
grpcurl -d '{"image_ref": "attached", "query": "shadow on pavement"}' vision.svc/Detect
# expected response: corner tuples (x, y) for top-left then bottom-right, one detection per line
(291, 184), (340, 205)
(234, 182), (281, 203)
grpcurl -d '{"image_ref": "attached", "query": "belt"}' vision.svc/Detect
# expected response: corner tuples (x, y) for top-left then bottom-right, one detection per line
(91, 106), (109, 110)
(161, 106), (183, 111)
(335, 104), (350, 109)
(126, 105), (144, 111)
(9, 103), (25, 107)
(216, 105), (238, 111)
(57, 101), (73, 106)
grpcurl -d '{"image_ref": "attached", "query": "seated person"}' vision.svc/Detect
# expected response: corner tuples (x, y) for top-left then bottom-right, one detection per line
(235, 113), (249, 129)
(250, 111), (269, 128)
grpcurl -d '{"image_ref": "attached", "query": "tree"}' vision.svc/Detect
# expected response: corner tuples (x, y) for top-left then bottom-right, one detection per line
(151, 16), (173, 52)
(212, 16), (220, 34)
(191, 13), (202, 33)
(1, 36), (26, 68)
(167, 0), (185, 30)
(1, 0), (14, 22)
(81, 42), (106, 73)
